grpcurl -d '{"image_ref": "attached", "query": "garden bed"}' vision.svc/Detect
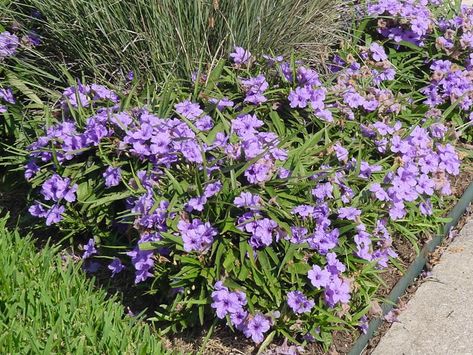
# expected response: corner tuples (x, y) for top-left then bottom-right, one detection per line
(1, 0), (473, 354)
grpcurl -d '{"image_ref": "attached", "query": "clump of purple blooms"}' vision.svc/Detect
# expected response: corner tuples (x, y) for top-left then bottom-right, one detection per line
(23, 2), (469, 344)
(0, 31), (19, 59)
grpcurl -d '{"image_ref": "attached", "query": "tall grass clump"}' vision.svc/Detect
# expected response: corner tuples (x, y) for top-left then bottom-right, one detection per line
(5, 0), (353, 82)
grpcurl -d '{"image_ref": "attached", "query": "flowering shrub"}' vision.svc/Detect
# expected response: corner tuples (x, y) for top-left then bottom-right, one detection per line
(364, 0), (473, 140)
(20, 30), (465, 349)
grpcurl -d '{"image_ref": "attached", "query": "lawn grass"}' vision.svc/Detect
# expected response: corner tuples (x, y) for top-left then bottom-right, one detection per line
(0, 215), (168, 354)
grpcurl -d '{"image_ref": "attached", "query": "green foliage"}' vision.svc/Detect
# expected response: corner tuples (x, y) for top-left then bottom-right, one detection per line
(14, 49), (462, 350)
(0, 215), (168, 354)
(5, 0), (353, 82)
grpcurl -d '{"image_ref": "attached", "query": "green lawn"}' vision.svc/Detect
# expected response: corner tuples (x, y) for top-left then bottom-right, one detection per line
(0, 216), (168, 354)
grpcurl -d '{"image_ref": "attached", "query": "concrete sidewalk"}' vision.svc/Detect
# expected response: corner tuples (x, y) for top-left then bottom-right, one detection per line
(372, 220), (473, 355)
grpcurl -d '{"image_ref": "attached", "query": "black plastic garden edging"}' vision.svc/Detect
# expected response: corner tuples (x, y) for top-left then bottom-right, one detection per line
(349, 180), (473, 355)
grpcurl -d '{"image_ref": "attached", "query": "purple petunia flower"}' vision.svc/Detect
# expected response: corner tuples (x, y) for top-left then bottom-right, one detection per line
(240, 75), (269, 105)
(24, 161), (40, 180)
(108, 258), (125, 276)
(333, 143), (349, 162)
(209, 97), (234, 110)
(41, 174), (78, 203)
(369, 42), (387, 62)
(338, 207), (361, 221)
(229, 46), (251, 65)
(287, 290), (315, 314)
(243, 313), (271, 344)
(195, 115), (214, 131)
(204, 181), (222, 198)
(185, 195), (207, 212)
(0, 87), (15, 104)
(29, 202), (47, 218)
(0, 31), (19, 58)
(103, 166), (121, 188)
(419, 199), (433, 216)
(234, 192), (261, 209)
(127, 248), (154, 284)
(324, 277), (351, 308)
(308, 265), (331, 289)
(178, 219), (218, 252)
(211, 288), (242, 319)
(175, 100), (203, 120)
(45, 204), (65, 226)
(359, 316), (369, 334)
(249, 218), (278, 248)
(83, 238), (97, 259)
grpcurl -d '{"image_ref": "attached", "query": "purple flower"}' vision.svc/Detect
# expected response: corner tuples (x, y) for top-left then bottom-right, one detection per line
(178, 219), (218, 252)
(359, 316), (369, 334)
(390, 135), (410, 154)
(41, 174), (78, 203)
(249, 218), (277, 248)
(369, 183), (390, 201)
(0, 31), (19, 58)
(230, 46), (251, 65)
(312, 182), (333, 201)
(175, 100), (203, 120)
(297, 66), (321, 86)
(103, 167), (121, 188)
(83, 238), (97, 259)
(324, 277), (351, 308)
(24, 31), (41, 47)
(291, 205), (314, 218)
(343, 89), (365, 108)
(108, 258), (125, 276)
(288, 86), (310, 108)
(244, 158), (274, 184)
(185, 195), (207, 212)
(287, 291), (314, 314)
(127, 248), (154, 283)
(370, 42), (387, 61)
(181, 140), (203, 163)
(24, 161), (40, 180)
(308, 265), (331, 289)
(62, 84), (90, 108)
(416, 174), (434, 195)
(195, 115), (213, 131)
(278, 167), (291, 179)
(333, 143), (348, 162)
(209, 97), (235, 110)
(243, 313), (271, 344)
(234, 192), (261, 209)
(0, 88), (15, 104)
(288, 226), (308, 244)
(338, 207), (361, 221)
(29, 202), (47, 218)
(240, 75), (269, 105)
(231, 309), (248, 328)
(211, 288), (242, 319)
(420, 199), (433, 216)
(359, 162), (382, 179)
(90, 84), (119, 102)
(45, 205), (65, 226)
(326, 252), (346, 275)
(204, 181), (222, 198)
(232, 114), (264, 137)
